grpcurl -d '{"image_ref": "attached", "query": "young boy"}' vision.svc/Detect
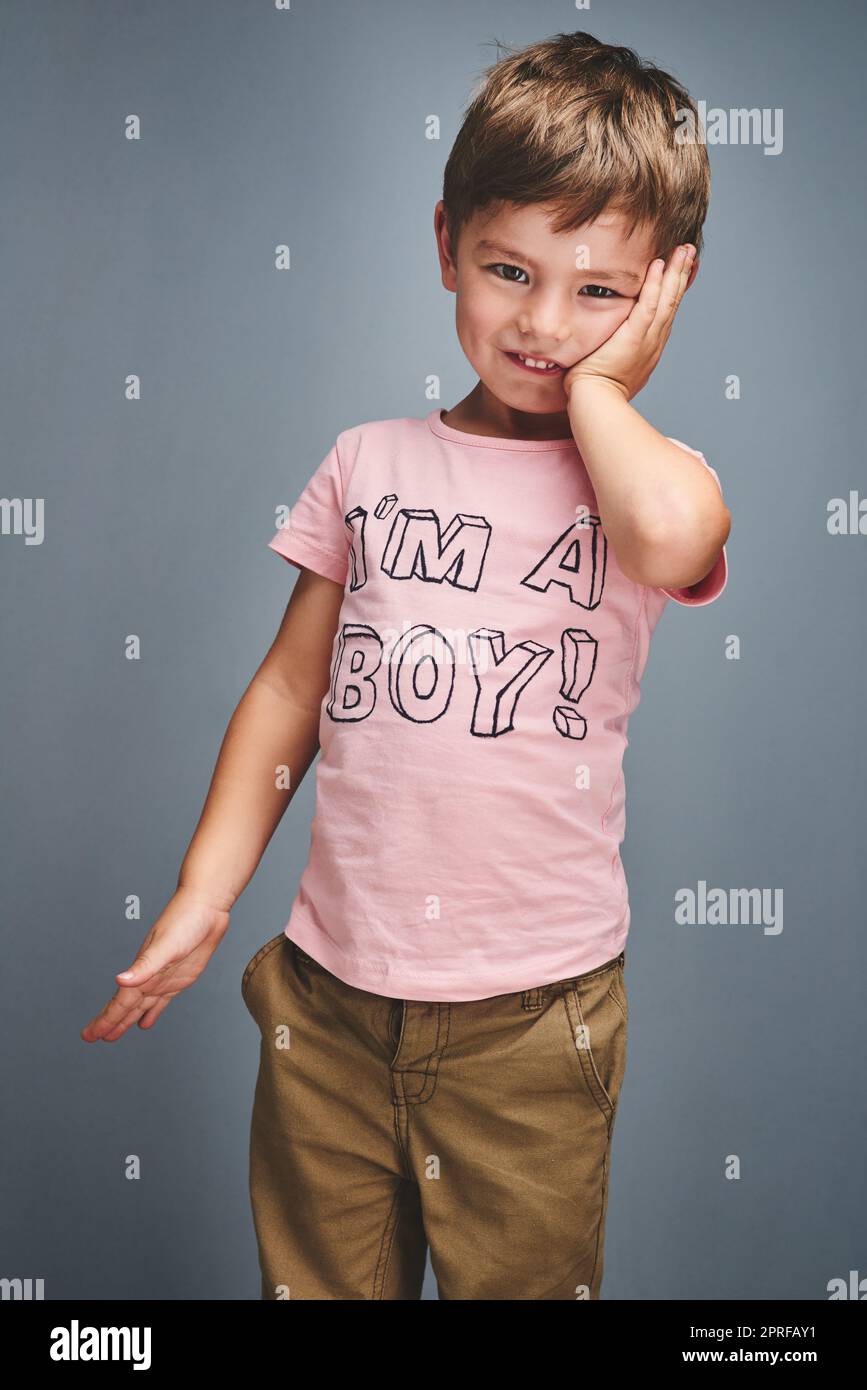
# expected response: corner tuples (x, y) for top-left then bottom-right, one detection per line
(82, 31), (730, 1300)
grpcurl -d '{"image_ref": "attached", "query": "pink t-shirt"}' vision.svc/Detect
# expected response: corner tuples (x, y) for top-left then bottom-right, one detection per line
(266, 407), (728, 1001)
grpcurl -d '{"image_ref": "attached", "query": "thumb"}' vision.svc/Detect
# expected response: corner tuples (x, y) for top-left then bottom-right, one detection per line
(117, 947), (170, 988)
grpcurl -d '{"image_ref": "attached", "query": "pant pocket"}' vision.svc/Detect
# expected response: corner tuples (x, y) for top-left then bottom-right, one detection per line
(608, 957), (628, 1023)
(561, 962), (628, 1126)
(241, 933), (286, 1009)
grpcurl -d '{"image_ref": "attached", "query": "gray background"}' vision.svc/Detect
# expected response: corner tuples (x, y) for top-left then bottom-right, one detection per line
(2, 0), (864, 1300)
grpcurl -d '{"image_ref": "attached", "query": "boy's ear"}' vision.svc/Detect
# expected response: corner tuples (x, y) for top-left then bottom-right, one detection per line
(434, 200), (458, 291)
(685, 255), (700, 290)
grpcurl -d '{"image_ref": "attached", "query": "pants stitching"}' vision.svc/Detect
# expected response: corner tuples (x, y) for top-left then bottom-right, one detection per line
(607, 976), (627, 1024)
(391, 1003), (451, 1105)
(589, 1144), (610, 1297)
(561, 985), (615, 1125)
(372, 1185), (403, 1299)
(240, 933), (285, 1000)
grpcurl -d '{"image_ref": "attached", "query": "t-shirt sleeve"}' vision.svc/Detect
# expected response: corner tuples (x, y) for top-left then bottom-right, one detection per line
(658, 437), (729, 607)
(267, 438), (349, 587)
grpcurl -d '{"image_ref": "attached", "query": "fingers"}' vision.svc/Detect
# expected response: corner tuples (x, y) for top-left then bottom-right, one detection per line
(82, 938), (217, 1042)
(654, 244), (695, 327)
(100, 998), (157, 1041)
(81, 949), (180, 1041)
(81, 979), (159, 1038)
(104, 991), (177, 1039)
(636, 255), (667, 317)
(83, 980), (182, 1040)
(116, 944), (174, 990)
(81, 906), (225, 1044)
(80, 943), (179, 1041)
(138, 996), (175, 1030)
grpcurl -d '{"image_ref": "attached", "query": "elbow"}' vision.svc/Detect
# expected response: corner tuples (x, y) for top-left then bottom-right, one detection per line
(621, 505), (731, 590)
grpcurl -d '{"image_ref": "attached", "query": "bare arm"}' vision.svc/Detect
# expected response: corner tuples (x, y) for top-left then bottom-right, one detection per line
(560, 247), (731, 593)
(177, 565), (344, 910)
(567, 378), (731, 592)
(81, 564), (344, 1042)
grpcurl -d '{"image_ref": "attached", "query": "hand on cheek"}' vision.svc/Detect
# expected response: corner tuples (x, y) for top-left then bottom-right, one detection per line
(563, 245), (696, 404)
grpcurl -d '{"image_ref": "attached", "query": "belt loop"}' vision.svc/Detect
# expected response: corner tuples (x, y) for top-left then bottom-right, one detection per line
(521, 986), (544, 1011)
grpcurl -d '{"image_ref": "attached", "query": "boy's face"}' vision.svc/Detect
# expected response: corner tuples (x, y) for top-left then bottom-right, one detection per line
(434, 199), (698, 428)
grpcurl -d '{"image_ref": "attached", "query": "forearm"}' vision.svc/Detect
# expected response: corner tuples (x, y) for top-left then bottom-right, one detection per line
(567, 379), (731, 589)
(176, 674), (320, 911)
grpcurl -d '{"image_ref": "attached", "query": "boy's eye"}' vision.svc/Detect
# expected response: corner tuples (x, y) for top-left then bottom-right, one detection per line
(486, 264), (621, 299)
(488, 262), (529, 284)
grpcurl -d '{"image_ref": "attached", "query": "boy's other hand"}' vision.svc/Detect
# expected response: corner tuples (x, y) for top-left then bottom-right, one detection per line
(562, 243), (697, 405)
(80, 886), (231, 1042)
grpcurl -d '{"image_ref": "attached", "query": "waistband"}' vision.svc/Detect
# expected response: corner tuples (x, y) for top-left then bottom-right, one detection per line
(292, 939), (625, 1002)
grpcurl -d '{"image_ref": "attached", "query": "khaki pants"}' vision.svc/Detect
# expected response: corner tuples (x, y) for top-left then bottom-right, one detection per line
(241, 933), (628, 1300)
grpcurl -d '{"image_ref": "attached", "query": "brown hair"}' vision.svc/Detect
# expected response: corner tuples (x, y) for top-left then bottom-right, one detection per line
(442, 31), (710, 263)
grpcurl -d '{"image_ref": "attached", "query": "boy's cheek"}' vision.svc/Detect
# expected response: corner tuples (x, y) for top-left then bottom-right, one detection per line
(577, 303), (633, 356)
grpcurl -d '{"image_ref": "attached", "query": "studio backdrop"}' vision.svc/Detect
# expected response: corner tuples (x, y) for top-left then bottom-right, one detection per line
(1, 0), (865, 1301)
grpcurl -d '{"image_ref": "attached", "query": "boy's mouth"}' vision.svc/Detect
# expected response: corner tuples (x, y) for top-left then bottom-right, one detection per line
(503, 349), (566, 377)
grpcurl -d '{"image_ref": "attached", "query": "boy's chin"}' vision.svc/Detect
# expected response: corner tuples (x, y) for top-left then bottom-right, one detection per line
(486, 376), (571, 415)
